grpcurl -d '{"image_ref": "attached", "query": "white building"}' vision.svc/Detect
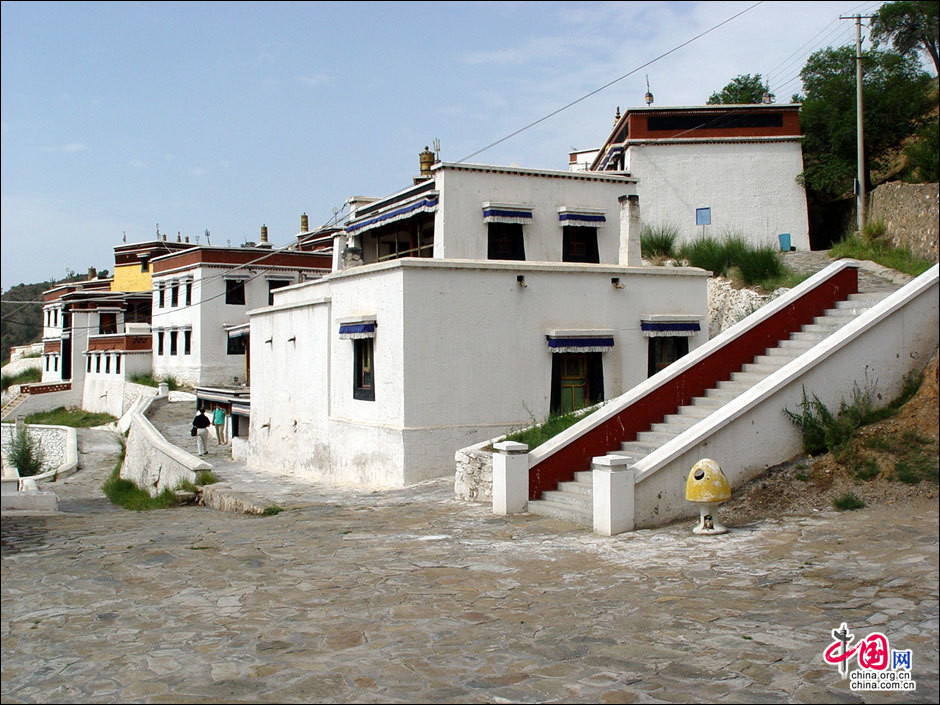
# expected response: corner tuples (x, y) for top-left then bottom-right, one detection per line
(149, 237), (331, 388)
(575, 103), (810, 251)
(247, 161), (710, 487)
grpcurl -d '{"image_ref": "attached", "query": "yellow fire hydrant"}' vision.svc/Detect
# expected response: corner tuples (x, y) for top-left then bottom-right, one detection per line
(685, 458), (731, 535)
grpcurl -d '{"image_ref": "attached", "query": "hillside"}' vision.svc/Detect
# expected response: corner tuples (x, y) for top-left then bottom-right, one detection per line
(1, 275), (86, 364)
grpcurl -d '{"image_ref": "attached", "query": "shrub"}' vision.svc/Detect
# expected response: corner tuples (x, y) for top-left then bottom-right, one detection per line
(677, 232), (786, 288)
(195, 470), (220, 485)
(130, 374), (181, 391)
(785, 379), (884, 456)
(640, 224), (679, 259)
(7, 425), (45, 477)
(833, 493), (866, 511)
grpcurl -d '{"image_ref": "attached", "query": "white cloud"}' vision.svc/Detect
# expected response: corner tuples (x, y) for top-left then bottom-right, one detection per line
(128, 159), (147, 169)
(297, 73), (331, 87)
(42, 142), (89, 154)
(189, 166), (207, 177)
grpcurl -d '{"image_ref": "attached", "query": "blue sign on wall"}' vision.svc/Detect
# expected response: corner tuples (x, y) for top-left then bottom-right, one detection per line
(695, 207), (711, 226)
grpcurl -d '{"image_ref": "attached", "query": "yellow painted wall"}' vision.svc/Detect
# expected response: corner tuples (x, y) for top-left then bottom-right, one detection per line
(111, 264), (153, 292)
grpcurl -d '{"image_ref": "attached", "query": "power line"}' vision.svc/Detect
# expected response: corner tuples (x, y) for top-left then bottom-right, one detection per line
(457, 1), (764, 163)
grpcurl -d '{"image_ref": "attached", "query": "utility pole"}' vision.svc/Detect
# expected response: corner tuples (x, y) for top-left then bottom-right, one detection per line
(841, 14), (873, 233)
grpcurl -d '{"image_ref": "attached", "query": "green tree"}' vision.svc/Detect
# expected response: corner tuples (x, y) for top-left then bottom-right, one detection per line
(795, 45), (933, 198)
(707, 74), (772, 104)
(870, 1), (939, 75)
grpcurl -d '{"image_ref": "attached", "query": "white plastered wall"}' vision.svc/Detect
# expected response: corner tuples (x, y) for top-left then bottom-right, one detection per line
(248, 259), (709, 487)
(432, 167), (635, 263)
(627, 140), (810, 250)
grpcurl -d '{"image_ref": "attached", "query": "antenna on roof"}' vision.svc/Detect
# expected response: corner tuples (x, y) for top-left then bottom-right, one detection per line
(644, 75), (654, 105)
(432, 138), (441, 161)
(205, 229), (211, 245)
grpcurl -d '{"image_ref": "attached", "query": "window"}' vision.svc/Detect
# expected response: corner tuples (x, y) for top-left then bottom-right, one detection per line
(487, 222), (526, 260)
(157, 331), (165, 355)
(227, 334), (248, 355)
(46, 356), (50, 371)
(185, 282), (192, 306)
(225, 279), (246, 305)
(169, 331), (178, 356)
(268, 280), (291, 306)
(648, 337), (689, 377)
(158, 287), (165, 308)
(353, 338), (375, 401)
(53, 356), (58, 372)
(95, 355), (101, 373)
(116, 354), (121, 374)
(184, 330), (192, 355)
(99, 313), (117, 335)
(53, 309), (58, 327)
(170, 283), (179, 307)
(562, 226), (600, 263)
(550, 353), (604, 414)
(140, 256), (149, 273)
(105, 355), (110, 374)
(86, 356), (91, 373)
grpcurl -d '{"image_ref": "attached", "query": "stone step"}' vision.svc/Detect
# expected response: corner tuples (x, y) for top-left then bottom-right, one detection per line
(789, 331), (828, 342)
(574, 470), (594, 483)
(657, 415), (702, 430)
(636, 430), (679, 445)
(802, 322), (844, 335)
(714, 379), (752, 392)
(620, 440), (658, 456)
(741, 360), (788, 374)
(689, 395), (726, 409)
(527, 498), (592, 528)
(556, 480), (593, 497)
(754, 351), (799, 364)
(673, 405), (715, 419)
(729, 371), (768, 384)
(540, 489), (592, 509)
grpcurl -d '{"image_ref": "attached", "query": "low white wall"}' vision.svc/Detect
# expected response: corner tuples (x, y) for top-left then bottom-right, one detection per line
(121, 396), (210, 496)
(2, 357), (43, 377)
(0, 387), (82, 423)
(630, 264), (939, 529)
(0, 423), (78, 481)
(454, 439), (495, 502)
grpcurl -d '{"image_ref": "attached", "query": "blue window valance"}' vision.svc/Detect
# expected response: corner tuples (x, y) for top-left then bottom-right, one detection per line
(338, 322), (376, 339)
(346, 197), (438, 235)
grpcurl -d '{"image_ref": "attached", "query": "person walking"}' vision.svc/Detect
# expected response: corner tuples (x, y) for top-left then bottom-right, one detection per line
(213, 406), (227, 445)
(192, 408), (211, 456)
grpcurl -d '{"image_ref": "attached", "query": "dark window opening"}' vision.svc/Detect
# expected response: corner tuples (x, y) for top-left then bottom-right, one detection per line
(227, 335), (247, 355)
(99, 313), (117, 335)
(371, 216), (435, 262)
(170, 284), (179, 307)
(53, 356), (58, 372)
(647, 111), (783, 132)
(225, 279), (246, 305)
(86, 356), (91, 372)
(116, 355), (121, 375)
(157, 331), (165, 355)
(185, 282), (192, 306)
(562, 226), (600, 263)
(125, 300), (150, 324)
(487, 222), (526, 261)
(45, 356), (50, 371)
(105, 355), (110, 374)
(95, 355), (101, 373)
(169, 331), (178, 356)
(268, 280), (291, 306)
(158, 288), (165, 308)
(140, 256), (149, 273)
(550, 353), (604, 414)
(648, 337), (690, 377)
(354, 338), (375, 401)
(184, 330), (192, 355)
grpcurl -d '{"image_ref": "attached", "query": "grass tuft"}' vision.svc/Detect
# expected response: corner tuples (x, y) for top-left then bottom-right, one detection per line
(640, 224), (679, 259)
(833, 492), (866, 511)
(2, 367), (41, 392)
(829, 233), (932, 277)
(502, 410), (586, 449)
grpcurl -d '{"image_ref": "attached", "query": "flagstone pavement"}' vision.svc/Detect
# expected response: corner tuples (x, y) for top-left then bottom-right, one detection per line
(2, 425), (937, 703)
(2, 252), (936, 703)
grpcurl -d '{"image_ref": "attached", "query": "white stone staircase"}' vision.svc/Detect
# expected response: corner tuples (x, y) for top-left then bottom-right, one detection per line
(1, 392), (30, 421)
(527, 291), (888, 527)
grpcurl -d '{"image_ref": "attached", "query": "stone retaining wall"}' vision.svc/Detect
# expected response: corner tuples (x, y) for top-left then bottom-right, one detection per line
(1, 423), (67, 473)
(454, 441), (494, 503)
(869, 181), (939, 263)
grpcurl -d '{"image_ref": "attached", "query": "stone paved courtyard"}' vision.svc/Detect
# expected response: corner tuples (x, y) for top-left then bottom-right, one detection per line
(2, 452), (938, 703)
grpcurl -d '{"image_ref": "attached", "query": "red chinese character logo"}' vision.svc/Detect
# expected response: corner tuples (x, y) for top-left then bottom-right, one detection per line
(857, 633), (890, 671)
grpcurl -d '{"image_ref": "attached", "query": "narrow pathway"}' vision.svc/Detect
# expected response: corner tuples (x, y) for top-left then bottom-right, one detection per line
(53, 427), (124, 514)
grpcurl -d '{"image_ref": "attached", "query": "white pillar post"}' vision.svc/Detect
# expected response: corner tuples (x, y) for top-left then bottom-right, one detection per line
(619, 193), (642, 266)
(593, 454), (635, 536)
(492, 441), (529, 515)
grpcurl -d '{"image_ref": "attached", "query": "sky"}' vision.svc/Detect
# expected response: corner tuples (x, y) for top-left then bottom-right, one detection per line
(0, 0), (901, 290)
